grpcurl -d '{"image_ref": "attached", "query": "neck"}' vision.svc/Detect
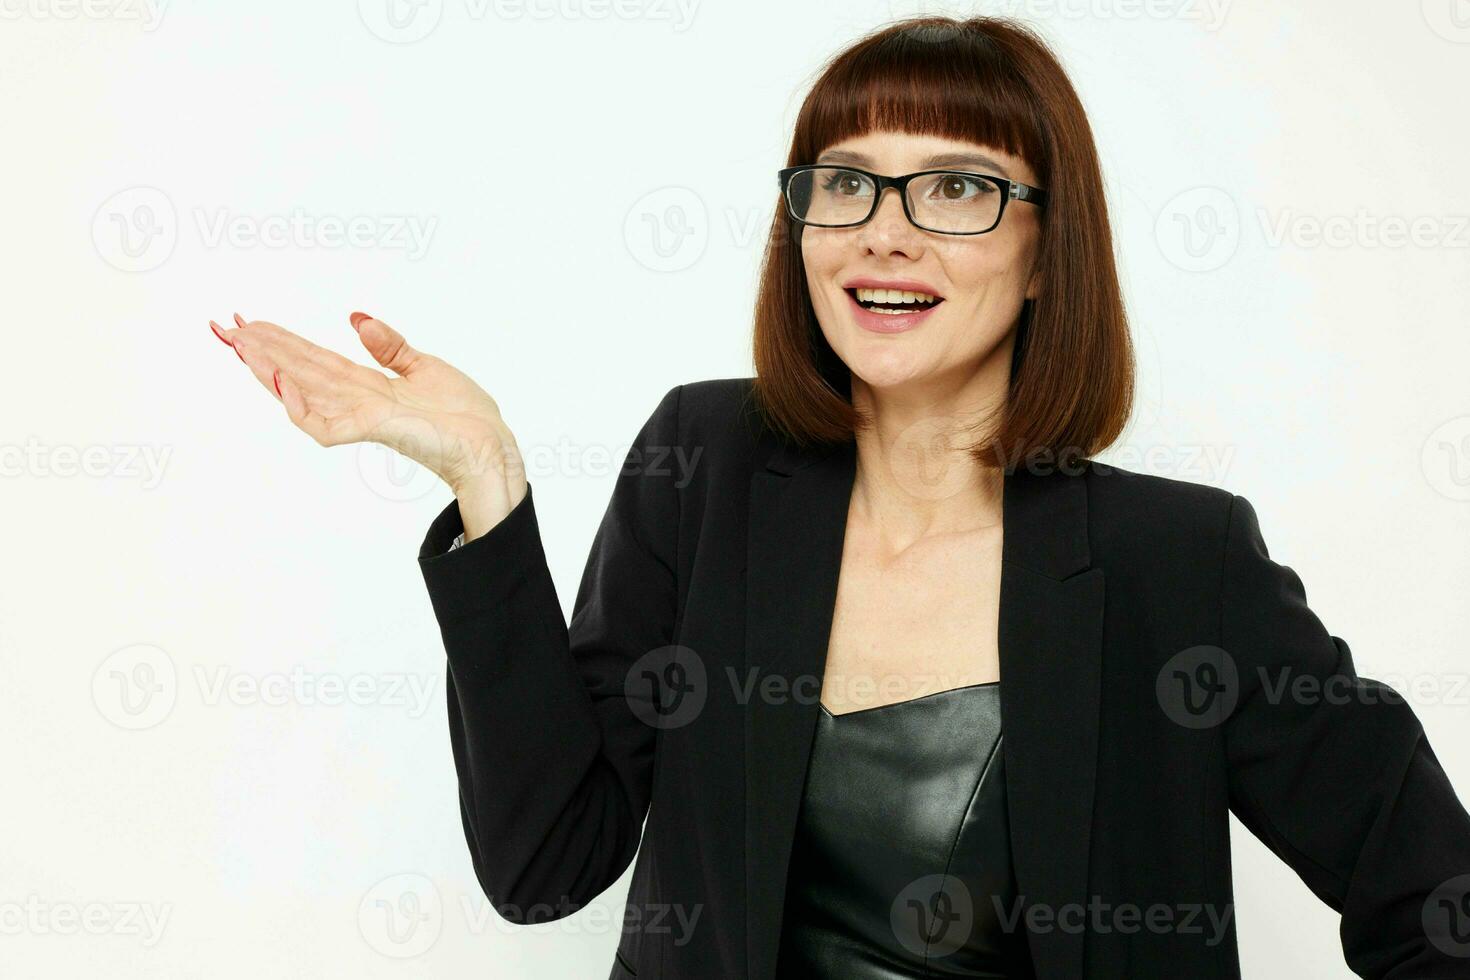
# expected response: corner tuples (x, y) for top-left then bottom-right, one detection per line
(847, 361), (1009, 548)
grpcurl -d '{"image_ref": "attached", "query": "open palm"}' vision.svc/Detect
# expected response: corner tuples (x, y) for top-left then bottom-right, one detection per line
(210, 312), (525, 503)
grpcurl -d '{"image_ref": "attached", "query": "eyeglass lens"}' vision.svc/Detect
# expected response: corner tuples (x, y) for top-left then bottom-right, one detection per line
(785, 167), (1003, 233)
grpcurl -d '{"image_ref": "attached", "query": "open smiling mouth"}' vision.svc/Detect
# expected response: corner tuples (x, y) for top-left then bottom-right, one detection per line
(844, 287), (945, 315)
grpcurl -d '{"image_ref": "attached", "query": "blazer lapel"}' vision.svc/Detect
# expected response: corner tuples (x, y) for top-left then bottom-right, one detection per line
(742, 437), (1104, 980)
(744, 435), (856, 980)
(997, 461), (1106, 979)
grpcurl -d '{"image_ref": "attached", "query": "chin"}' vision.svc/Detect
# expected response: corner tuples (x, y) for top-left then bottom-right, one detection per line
(841, 348), (937, 392)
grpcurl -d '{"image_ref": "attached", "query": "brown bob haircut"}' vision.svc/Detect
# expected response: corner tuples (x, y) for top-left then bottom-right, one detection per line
(750, 16), (1134, 473)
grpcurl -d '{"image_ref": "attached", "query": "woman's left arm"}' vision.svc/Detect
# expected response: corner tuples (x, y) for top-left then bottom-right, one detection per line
(1219, 493), (1470, 979)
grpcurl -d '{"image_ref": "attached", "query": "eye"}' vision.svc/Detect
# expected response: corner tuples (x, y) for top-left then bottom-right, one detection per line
(818, 169), (872, 198)
(925, 173), (996, 202)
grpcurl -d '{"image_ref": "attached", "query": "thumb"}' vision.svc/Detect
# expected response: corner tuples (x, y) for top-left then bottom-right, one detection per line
(350, 311), (422, 377)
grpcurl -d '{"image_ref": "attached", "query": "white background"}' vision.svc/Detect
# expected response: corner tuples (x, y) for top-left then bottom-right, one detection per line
(2, 1), (1468, 977)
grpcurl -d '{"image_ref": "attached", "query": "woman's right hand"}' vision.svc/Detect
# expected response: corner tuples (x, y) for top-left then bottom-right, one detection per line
(211, 311), (527, 539)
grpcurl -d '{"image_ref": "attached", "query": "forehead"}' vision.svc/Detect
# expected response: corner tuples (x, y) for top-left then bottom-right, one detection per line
(815, 130), (1031, 182)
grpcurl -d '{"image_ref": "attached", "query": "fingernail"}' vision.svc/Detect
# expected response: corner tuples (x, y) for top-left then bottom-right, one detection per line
(230, 340), (247, 365)
(209, 320), (232, 348)
(349, 311), (372, 331)
(233, 313), (247, 328)
(272, 369), (282, 398)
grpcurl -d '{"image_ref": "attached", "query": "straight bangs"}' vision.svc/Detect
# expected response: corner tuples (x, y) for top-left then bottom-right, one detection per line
(788, 24), (1050, 192)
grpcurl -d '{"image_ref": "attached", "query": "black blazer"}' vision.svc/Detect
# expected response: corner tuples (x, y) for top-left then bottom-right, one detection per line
(416, 378), (1470, 980)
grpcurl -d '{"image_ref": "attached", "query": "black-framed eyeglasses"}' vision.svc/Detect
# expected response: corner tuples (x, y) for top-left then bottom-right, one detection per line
(777, 165), (1047, 236)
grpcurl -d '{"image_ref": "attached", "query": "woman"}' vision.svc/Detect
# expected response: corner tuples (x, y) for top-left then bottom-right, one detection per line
(209, 16), (1470, 980)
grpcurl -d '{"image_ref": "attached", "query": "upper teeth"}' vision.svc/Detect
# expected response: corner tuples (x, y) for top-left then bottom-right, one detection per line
(854, 288), (938, 304)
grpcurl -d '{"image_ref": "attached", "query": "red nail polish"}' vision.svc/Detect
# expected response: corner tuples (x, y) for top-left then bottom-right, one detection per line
(273, 370), (282, 397)
(349, 311), (371, 331)
(209, 320), (232, 348)
(233, 313), (247, 328)
(230, 340), (247, 365)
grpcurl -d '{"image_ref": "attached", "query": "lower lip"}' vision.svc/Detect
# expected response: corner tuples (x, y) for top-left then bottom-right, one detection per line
(844, 289), (943, 333)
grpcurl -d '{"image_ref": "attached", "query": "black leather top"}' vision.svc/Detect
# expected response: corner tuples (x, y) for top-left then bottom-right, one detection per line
(775, 682), (1035, 979)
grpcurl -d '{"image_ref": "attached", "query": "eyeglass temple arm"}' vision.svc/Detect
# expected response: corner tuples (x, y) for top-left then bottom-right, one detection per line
(1012, 182), (1047, 206)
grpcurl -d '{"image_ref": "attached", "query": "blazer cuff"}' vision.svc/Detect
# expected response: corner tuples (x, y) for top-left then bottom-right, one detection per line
(417, 482), (544, 621)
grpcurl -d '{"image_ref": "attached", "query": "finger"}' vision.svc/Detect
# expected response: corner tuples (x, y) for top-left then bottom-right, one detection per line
(230, 333), (281, 397)
(228, 318), (380, 383)
(209, 320), (247, 364)
(276, 370), (342, 446)
(220, 318), (366, 397)
(232, 330), (347, 411)
(236, 332), (358, 413)
(351, 312), (425, 378)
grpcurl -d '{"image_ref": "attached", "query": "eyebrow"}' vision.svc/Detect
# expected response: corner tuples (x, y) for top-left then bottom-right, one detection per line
(814, 148), (1012, 178)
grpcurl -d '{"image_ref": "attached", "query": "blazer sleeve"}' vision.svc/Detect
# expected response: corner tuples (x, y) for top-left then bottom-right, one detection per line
(1219, 493), (1470, 978)
(416, 384), (683, 924)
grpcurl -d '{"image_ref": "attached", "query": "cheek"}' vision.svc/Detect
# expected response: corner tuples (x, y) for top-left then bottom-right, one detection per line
(801, 236), (847, 310)
(947, 236), (1031, 299)
(801, 232), (838, 275)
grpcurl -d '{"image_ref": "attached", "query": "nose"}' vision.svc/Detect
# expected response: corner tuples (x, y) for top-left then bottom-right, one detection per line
(856, 186), (924, 257)
(872, 186), (908, 227)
